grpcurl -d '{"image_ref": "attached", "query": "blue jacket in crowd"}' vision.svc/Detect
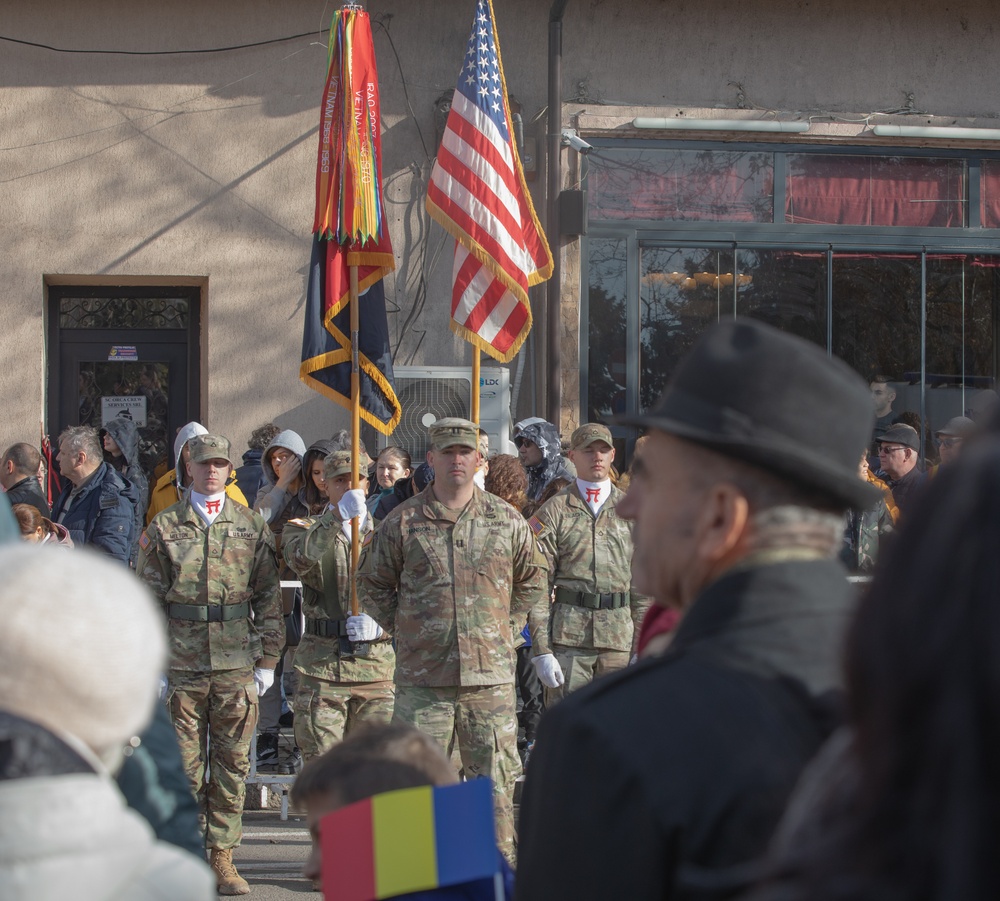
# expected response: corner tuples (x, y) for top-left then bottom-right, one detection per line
(51, 462), (138, 564)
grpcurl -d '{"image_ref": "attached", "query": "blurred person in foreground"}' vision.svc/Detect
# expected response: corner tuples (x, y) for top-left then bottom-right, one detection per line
(0, 545), (214, 901)
(516, 319), (877, 901)
(749, 431), (1000, 901)
(291, 722), (513, 898)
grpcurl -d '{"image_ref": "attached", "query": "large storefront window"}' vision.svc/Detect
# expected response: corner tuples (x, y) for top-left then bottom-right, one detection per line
(583, 141), (1000, 461)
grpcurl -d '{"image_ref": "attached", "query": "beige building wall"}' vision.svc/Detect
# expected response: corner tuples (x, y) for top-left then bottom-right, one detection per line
(3, 0), (999, 454)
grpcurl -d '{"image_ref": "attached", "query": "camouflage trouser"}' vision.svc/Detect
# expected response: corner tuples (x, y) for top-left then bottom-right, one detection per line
(293, 673), (395, 763)
(543, 645), (630, 707)
(167, 667), (258, 850)
(393, 684), (520, 864)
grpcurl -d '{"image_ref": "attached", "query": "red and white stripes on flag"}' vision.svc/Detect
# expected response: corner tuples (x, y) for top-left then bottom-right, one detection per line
(426, 0), (552, 363)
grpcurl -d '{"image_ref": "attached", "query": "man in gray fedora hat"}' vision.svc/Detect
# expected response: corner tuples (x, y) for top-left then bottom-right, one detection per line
(517, 319), (877, 901)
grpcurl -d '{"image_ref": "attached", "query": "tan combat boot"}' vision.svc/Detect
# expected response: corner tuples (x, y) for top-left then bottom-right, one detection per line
(210, 848), (250, 895)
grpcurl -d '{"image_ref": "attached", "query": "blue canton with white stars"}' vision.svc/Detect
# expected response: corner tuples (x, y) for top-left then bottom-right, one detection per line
(456, 0), (509, 142)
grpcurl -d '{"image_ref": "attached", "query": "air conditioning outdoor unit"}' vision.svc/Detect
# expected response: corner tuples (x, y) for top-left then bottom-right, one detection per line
(378, 366), (512, 460)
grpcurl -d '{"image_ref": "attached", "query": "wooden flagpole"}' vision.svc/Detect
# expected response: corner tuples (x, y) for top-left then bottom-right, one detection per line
(349, 263), (361, 616)
(471, 349), (481, 425)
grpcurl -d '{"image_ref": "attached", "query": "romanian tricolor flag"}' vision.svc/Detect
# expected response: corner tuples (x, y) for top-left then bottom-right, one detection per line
(320, 780), (502, 901)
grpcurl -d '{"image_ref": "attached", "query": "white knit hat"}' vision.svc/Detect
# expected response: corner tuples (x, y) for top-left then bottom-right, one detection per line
(0, 545), (167, 758)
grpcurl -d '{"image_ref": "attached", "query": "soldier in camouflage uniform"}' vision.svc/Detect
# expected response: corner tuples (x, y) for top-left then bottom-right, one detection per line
(357, 418), (548, 863)
(528, 423), (651, 704)
(137, 434), (284, 896)
(282, 449), (395, 763)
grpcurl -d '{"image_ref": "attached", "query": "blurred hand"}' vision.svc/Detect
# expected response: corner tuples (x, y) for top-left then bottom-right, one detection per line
(346, 614), (383, 642)
(253, 667), (275, 697)
(532, 653), (565, 689)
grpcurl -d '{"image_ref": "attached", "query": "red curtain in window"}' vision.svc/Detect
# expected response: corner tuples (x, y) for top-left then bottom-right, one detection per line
(980, 159), (1000, 228)
(785, 155), (966, 227)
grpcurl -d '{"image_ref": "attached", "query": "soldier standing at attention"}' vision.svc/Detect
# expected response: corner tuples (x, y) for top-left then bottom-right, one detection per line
(527, 423), (650, 703)
(357, 418), (549, 863)
(282, 449), (395, 763)
(137, 434), (284, 896)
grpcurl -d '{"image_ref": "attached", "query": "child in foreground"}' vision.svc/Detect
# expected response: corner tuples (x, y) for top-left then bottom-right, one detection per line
(291, 722), (514, 899)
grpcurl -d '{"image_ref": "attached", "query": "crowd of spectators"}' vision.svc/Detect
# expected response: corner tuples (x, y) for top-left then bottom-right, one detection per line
(4, 338), (1000, 899)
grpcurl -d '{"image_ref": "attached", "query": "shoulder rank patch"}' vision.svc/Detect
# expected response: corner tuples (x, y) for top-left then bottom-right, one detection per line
(286, 518), (311, 528)
(138, 530), (151, 550)
(528, 516), (545, 536)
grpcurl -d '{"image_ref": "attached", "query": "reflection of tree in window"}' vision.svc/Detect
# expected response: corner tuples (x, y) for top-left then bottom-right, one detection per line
(737, 250), (827, 348)
(832, 256), (921, 380)
(925, 257), (997, 387)
(640, 248), (735, 410)
(587, 239), (627, 419)
(589, 148), (774, 223)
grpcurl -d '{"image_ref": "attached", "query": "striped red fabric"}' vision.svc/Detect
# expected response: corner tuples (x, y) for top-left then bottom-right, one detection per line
(426, 0), (552, 363)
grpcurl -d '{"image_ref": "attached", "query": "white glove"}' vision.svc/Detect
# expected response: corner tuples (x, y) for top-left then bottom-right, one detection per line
(338, 488), (368, 522)
(253, 667), (275, 697)
(346, 613), (384, 642)
(532, 653), (565, 689)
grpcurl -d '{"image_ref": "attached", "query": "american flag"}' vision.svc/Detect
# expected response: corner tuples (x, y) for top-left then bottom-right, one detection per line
(426, 0), (552, 364)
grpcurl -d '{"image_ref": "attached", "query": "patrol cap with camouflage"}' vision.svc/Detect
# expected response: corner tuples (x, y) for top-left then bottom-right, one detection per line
(323, 448), (372, 481)
(428, 417), (479, 450)
(187, 434), (234, 467)
(571, 423), (613, 450)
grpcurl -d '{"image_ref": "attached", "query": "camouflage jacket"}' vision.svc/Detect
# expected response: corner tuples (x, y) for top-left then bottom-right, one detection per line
(528, 482), (650, 653)
(136, 497), (284, 672)
(282, 510), (395, 684)
(357, 485), (549, 687)
(840, 497), (893, 573)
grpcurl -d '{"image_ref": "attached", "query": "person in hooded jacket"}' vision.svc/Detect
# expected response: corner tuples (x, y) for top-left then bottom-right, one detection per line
(233, 423), (280, 509)
(513, 417), (575, 502)
(146, 422), (247, 525)
(254, 429), (310, 770)
(0, 544), (215, 901)
(101, 414), (149, 563)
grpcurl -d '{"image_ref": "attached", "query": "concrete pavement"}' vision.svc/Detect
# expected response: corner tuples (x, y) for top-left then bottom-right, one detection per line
(231, 809), (316, 899)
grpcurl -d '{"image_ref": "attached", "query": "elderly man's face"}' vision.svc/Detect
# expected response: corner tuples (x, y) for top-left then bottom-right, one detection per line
(617, 431), (708, 606)
(877, 442), (914, 480)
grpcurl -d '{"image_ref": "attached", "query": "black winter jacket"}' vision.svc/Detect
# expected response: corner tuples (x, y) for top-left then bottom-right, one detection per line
(516, 559), (854, 901)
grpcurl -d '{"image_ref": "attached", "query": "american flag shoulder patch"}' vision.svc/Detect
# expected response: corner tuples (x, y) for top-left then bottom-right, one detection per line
(138, 530), (151, 550)
(528, 516), (545, 536)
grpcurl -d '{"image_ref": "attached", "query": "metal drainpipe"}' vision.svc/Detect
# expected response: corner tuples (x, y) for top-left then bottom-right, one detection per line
(547, 0), (569, 426)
